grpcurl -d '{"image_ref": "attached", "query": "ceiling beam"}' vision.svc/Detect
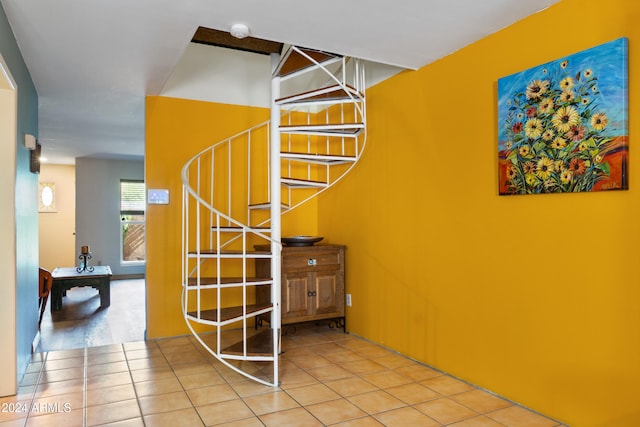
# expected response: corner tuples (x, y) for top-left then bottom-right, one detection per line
(192, 26), (283, 56)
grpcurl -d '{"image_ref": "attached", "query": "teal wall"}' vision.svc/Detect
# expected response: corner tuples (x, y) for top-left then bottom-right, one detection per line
(0, 3), (39, 385)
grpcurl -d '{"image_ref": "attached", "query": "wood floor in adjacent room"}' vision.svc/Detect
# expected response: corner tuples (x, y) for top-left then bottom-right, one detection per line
(36, 278), (146, 353)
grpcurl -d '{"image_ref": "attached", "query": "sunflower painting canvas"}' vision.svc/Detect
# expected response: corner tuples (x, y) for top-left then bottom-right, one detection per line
(498, 38), (628, 195)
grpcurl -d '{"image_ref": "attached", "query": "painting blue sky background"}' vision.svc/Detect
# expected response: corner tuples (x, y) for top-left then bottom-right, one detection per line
(497, 37), (628, 150)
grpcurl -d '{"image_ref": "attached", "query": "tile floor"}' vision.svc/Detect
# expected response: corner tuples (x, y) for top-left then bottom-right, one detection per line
(2, 323), (565, 427)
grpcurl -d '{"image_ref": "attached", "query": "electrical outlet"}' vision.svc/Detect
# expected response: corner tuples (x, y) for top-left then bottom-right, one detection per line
(346, 293), (352, 307)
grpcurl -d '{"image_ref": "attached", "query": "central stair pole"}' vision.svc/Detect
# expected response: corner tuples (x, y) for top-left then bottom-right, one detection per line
(270, 52), (282, 379)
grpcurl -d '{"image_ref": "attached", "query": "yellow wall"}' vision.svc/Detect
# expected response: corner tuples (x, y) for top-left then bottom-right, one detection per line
(318, 0), (640, 425)
(38, 164), (76, 271)
(145, 96), (318, 339)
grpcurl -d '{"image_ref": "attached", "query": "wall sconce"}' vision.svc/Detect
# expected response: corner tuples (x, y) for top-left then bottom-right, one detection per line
(38, 182), (56, 212)
(30, 141), (41, 174)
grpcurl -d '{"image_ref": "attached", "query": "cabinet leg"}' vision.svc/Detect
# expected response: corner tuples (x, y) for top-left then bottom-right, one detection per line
(328, 317), (346, 333)
(255, 317), (264, 330)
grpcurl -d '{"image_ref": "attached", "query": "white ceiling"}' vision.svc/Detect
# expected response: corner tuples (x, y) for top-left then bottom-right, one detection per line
(1, 0), (559, 164)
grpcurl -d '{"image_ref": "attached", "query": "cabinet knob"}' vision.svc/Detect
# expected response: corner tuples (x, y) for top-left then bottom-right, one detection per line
(308, 258), (317, 266)
(307, 291), (317, 297)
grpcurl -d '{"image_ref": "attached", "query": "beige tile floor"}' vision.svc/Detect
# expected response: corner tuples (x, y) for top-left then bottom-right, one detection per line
(1, 324), (566, 426)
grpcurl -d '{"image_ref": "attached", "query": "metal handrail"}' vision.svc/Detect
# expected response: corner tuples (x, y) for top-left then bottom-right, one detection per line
(180, 46), (366, 388)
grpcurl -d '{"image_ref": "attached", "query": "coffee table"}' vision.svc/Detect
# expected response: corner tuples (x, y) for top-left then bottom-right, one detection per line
(51, 266), (112, 312)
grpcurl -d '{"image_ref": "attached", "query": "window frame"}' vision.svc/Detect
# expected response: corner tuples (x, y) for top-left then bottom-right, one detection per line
(120, 179), (146, 265)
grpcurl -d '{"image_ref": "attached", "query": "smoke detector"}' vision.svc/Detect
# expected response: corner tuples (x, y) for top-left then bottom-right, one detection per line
(230, 23), (250, 39)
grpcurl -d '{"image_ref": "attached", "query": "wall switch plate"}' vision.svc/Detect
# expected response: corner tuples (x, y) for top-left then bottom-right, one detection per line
(148, 189), (170, 205)
(346, 293), (352, 306)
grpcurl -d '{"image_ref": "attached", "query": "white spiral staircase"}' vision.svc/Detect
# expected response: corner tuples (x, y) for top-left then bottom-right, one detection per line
(181, 46), (366, 386)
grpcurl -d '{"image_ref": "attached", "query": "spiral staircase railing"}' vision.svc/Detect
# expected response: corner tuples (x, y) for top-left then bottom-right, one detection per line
(181, 46), (366, 386)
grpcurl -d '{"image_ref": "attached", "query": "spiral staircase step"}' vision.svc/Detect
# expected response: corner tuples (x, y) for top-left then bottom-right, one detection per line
(215, 226), (272, 233)
(276, 84), (362, 106)
(222, 329), (274, 358)
(187, 303), (273, 325)
(274, 47), (341, 78)
(281, 177), (329, 188)
(187, 249), (272, 259)
(279, 123), (364, 136)
(280, 152), (357, 165)
(187, 277), (272, 289)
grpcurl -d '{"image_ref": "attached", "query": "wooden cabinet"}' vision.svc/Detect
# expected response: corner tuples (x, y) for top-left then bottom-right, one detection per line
(256, 244), (345, 328)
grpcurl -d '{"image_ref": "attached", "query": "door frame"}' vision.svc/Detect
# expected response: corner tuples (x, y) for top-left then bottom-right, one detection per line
(0, 52), (18, 396)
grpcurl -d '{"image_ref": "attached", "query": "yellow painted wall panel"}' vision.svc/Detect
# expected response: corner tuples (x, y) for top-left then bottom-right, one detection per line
(39, 164), (76, 271)
(145, 96), (318, 339)
(318, 0), (640, 425)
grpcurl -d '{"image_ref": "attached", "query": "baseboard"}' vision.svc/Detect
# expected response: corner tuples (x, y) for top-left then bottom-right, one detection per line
(111, 274), (145, 280)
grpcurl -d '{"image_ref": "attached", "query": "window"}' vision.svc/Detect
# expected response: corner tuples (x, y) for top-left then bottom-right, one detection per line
(120, 180), (145, 264)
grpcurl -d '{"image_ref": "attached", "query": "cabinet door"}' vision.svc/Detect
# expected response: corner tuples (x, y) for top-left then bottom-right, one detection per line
(314, 272), (340, 315)
(282, 273), (311, 321)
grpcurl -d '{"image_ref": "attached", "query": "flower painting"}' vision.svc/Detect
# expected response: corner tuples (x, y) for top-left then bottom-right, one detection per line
(498, 38), (628, 195)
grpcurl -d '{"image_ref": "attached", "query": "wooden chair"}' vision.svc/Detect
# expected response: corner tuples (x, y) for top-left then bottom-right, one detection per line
(39, 268), (53, 328)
